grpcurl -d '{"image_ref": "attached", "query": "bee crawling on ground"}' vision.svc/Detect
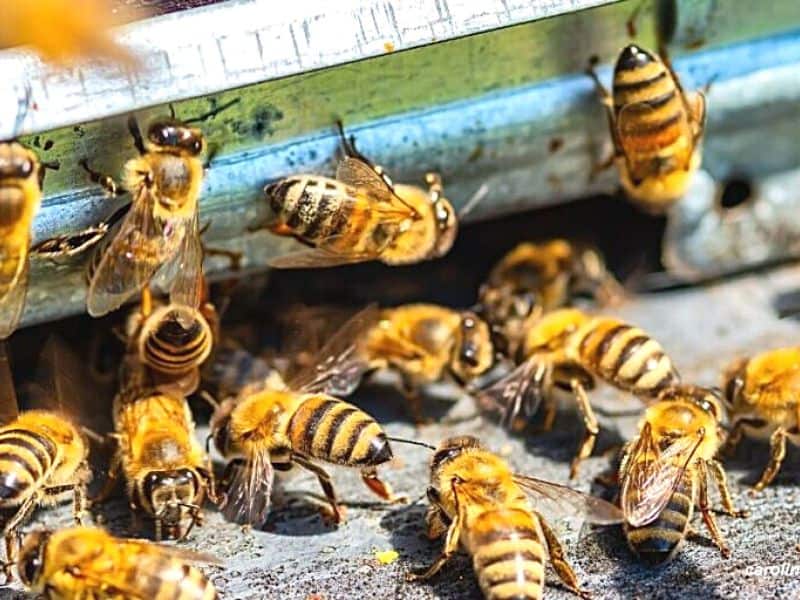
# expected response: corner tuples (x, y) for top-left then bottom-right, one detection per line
(209, 305), (406, 526)
(360, 303), (495, 423)
(15, 526), (219, 599)
(259, 122), (457, 268)
(409, 435), (622, 600)
(721, 347), (800, 491)
(587, 44), (706, 214)
(0, 340), (92, 577)
(83, 101), (237, 317)
(478, 308), (679, 478)
(619, 384), (748, 564)
(478, 239), (624, 358)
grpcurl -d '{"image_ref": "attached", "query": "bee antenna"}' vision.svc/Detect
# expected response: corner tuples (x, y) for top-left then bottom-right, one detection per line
(169, 103), (177, 120)
(458, 182), (489, 220)
(184, 98), (241, 125)
(198, 390), (220, 411)
(386, 436), (435, 451)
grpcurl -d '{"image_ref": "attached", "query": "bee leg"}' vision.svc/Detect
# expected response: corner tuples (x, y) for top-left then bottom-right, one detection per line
(293, 455), (344, 523)
(79, 159), (125, 197)
(753, 427), (787, 493)
(697, 460), (731, 558)
(400, 376), (431, 426)
(569, 379), (599, 479)
(360, 469), (407, 504)
(408, 478), (463, 582)
(707, 460), (749, 518)
(536, 512), (590, 599)
(532, 395), (557, 433)
(2, 494), (40, 580)
(721, 420), (745, 457)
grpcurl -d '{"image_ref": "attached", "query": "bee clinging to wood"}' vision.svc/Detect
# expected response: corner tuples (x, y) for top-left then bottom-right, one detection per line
(478, 308), (679, 478)
(587, 44), (706, 213)
(721, 347), (800, 491)
(260, 122), (457, 268)
(410, 435), (622, 600)
(619, 385), (748, 564)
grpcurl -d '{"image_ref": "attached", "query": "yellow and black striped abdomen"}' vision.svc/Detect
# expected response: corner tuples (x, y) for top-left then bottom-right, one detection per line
(612, 45), (691, 164)
(467, 508), (546, 600)
(287, 395), (392, 467)
(0, 427), (56, 505)
(141, 306), (212, 375)
(124, 555), (218, 600)
(265, 176), (359, 243)
(576, 318), (678, 398)
(625, 471), (694, 565)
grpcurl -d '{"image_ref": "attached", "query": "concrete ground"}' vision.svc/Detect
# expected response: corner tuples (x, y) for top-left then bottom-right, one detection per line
(3, 264), (800, 599)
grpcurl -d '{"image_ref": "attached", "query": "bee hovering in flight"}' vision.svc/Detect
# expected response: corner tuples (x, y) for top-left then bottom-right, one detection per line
(587, 44), (706, 213)
(721, 347), (800, 491)
(15, 526), (219, 599)
(209, 305), (405, 526)
(0, 340), (92, 576)
(619, 385), (748, 564)
(479, 308), (679, 477)
(84, 100), (237, 317)
(410, 435), (622, 599)
(478, 239), (624, 358)
(261, 122), (457, 268)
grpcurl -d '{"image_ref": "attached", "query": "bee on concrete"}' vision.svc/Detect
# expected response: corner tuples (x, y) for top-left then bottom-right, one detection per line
(587, 44), (706, 213)
(209, 305), (404, 525)
(16, 526), (219, 599)
(410, 435), (622, 599)
(479, 308), (679, 477)
(721, 347), (800, 491)
(478, 239), (623, 358)
(619, 385), (748, 564)
(261, 123), (457, 268)
(0, 340), (91, 576)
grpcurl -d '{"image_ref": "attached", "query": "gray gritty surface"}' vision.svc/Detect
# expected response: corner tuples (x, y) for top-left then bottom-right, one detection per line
(3, 265), (800, 599)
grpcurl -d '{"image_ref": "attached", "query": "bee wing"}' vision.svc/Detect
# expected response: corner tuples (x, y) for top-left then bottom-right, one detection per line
(513, 474), (624, 525)
(475, 356), (549, 430)
(220, 447), (274, 526)
(0, 343), (19, 425)
(620, 424), (704, 527)
(0, 250), (29, 340)
(87, 187), (181, 317)
(166, 212), (203, 308)
(268, 245), (384, 269)
(287, 304), (379, 396)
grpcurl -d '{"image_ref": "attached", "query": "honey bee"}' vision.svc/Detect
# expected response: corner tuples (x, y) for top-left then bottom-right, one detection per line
(721, 347), (800, 491)
(479, 308), (679, 477)
(478, 239), (624, 358)
(410, 435), (622, 599)
(16, 526), (219, 599)
(619, 385), (747, 564)
(587, 44), (706, 213)
(84, 115), (208, 317)
(360, 304), (494, 422)
(261, 123), (457, 268)
(0, 340), (91, 574)
(0, 0), (142, 66)
(209, 305), (404, 525)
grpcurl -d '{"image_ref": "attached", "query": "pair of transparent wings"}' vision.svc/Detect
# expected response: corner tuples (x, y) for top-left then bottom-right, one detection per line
(620, 422), (705, 527)
(0, 338), (102, 432)
(268, 155), (418, 269)
(220, 305), (380, 525)
(86, 184), (202, 317)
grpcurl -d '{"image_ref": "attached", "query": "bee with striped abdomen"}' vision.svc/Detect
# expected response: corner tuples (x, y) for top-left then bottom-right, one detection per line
(16, 526), (219, 599)
(587, 44), (706, 213)
(478, 239), (623, 358)
(410, 435), (622, 599)
(619, 385), (747, 564)
(360, 304), (494, 422)
(0, 340), (91, 575)
(721, 347), (800, 491)
(479, 308), (679, 477)
(210, 305), (404, 525)
(261, 123), (457, 268)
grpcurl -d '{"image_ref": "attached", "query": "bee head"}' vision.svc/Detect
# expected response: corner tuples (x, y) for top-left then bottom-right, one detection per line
(430, 435), (482, 476)
(720, 357), (747, 413)
(450, 312), (493, 383)
(659, 384), (727, 425)
(147, 120), (204, 156)
(17, 530), (51, 588)
(143, 468), (200, 527)
(0, 142), (37, 182)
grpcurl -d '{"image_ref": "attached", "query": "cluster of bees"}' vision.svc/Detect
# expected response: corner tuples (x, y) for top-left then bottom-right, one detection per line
(0, 5), (794, 599)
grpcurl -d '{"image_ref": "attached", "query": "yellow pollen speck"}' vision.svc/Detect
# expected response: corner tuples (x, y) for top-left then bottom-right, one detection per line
(375, 549), (399, 565)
